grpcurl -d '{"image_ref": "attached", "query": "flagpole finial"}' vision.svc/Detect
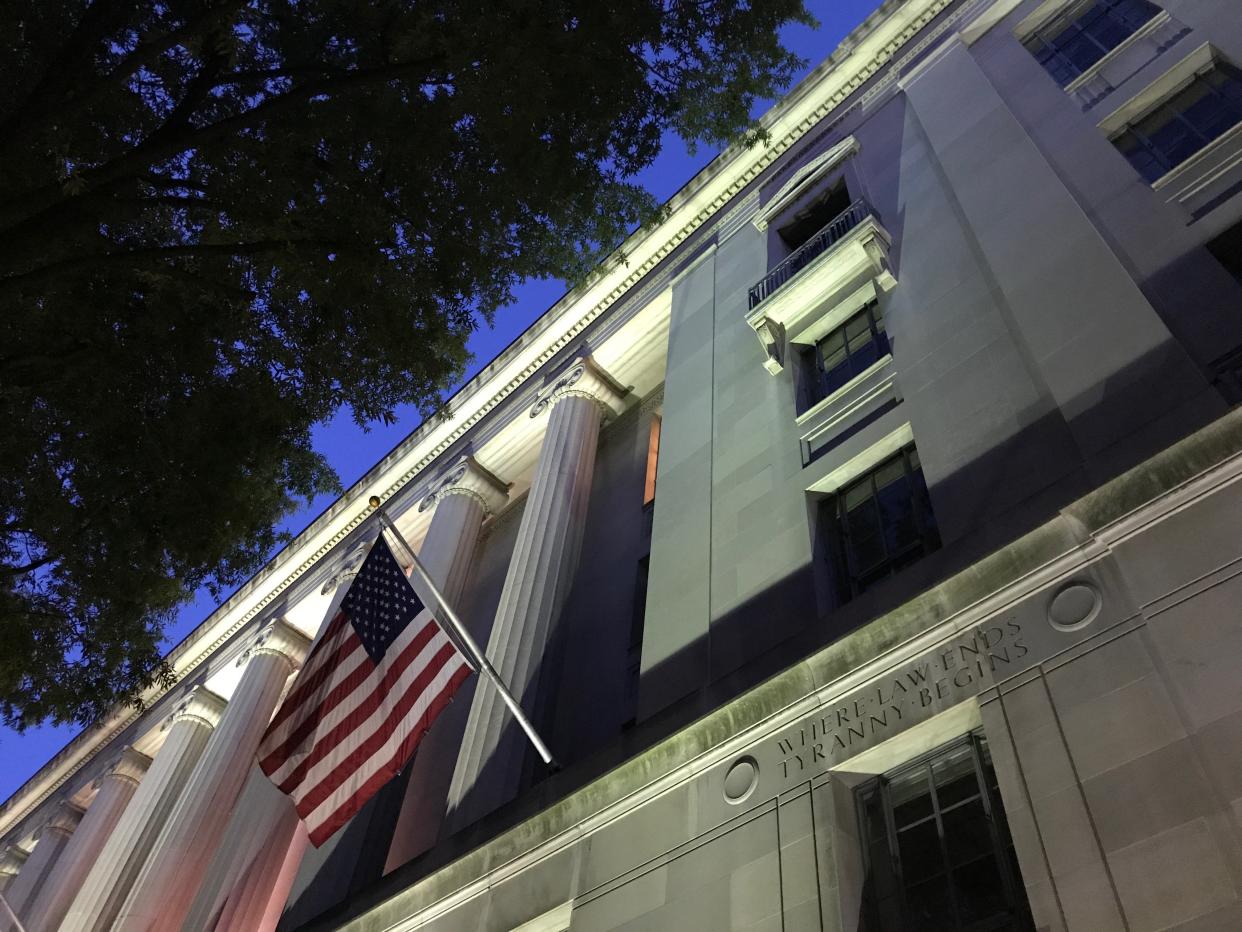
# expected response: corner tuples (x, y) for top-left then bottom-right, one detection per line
(368, 495), (382, 509)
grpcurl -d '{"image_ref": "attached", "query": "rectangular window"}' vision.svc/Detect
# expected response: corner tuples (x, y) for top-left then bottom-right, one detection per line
(1112, 62), (1242, 182)
(622, 555), (650, 727)
(823, 444), (940, 599)
(1023, 0), (1160, 87)
(808, 302), (890, 404)
(776, 180), (853, 252)
(643, 414), (661, 507)
(1207, 217), (1242, 286)
(857, 734), (1034, 932)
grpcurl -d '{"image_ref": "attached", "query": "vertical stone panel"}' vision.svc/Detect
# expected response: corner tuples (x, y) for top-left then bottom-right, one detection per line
(997, 676), (1126, 931)
(639, 259), (717, 718)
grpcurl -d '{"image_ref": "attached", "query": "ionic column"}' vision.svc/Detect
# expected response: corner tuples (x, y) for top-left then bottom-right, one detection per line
(22, 749), (150, 932)
(446, 357), (625, 826)
(384, 457), (509, 870)
(1, 802), (80, 930)
(58, 686), (226, 932)
(113, 619), (309, 932)
(182, 543), (375, 932)
(183, 769), (308, 932)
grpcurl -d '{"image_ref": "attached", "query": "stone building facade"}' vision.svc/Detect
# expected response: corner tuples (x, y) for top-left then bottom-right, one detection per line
(4, 0), (1242, 929)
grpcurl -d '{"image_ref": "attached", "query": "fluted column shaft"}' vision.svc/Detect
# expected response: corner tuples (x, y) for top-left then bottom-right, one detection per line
(22, 749), (149, 932)
(59, 687), (226, 932)
(1, 803), (80, 931)
(183, 768), (308, 932)
(446, 358), (624, 826)
(383, 459), (507, 870)
(113, 621), (308, 932)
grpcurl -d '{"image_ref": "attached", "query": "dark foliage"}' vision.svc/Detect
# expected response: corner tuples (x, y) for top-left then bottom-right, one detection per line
(0, 0), (812, 728)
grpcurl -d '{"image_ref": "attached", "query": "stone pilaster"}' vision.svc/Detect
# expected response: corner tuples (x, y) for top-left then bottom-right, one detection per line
(22, 748), (150, 932)
(384, 456), (509, 870)
(446, 357), (626, 826)
(58, 686), (226, 932)
(113, 620), (309, 932)
(0, 802), (80, 929)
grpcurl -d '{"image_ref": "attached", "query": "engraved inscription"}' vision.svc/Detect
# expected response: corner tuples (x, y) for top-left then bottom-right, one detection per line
(775, 620), (1028, 779)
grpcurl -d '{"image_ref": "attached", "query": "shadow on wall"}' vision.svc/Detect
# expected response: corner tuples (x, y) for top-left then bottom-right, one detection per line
(280, 334), (1233, 931)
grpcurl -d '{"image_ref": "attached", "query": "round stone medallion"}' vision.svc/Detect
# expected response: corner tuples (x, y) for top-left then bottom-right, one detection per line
(723, 756), (759, 805)
(1047, 581), (1101, 632)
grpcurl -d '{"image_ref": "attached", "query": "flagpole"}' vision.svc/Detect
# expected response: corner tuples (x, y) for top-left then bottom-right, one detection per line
(0, 891), (28, 932)
(368, 497), (558, 768)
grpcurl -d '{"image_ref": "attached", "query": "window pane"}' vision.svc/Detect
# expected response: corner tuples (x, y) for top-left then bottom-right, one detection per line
(819, 327), (846, 361)
(823, 358), (855, 395)
(873, 454), (907, 491)
(849, 338), (880, 375)
(898, 819), (944, 884)
(934, 747), (981, 809)
(890, 767), (934, 827)
(877, 476), (918, 549)
(843, 477), (875, 512)
(1208, 65), (1242, 111)
(844, 311), (872, 348)
(1115, 131), (1165, 182)
(943, 799), (993, 867)
(905, 878), (955, 931)
(953, 856), (1009, 926)
(1182, 89), (1242, 143)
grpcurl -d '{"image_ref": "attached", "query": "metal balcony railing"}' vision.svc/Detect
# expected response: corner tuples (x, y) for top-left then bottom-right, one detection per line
(748, 197), (877, 310)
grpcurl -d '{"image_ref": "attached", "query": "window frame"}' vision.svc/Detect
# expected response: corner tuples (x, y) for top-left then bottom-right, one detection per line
(855, 732), (1034, 932)
(1112, 59), (1242, 182)
(806, 301), (891, 407)
(823, 443), (940, 601)
(1022, 0), (1161, 87)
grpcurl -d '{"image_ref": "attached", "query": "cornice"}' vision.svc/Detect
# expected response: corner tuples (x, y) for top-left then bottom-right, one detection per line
(0, 0), (966, 844)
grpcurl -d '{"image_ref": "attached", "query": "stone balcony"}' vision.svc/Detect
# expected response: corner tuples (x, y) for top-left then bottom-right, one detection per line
(746, 197), (896, 375)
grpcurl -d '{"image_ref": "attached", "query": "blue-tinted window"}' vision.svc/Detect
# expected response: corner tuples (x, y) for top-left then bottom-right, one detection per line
(808, 303), (889, 404)
(857, 735), (1035, 932)
(824, 445), (939, 599)
(1114, 63), (1242, 182)
(1023, 0), (1160, 86)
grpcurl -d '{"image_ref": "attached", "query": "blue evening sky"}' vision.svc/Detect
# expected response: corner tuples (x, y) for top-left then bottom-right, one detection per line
(0, 0), (881, 804)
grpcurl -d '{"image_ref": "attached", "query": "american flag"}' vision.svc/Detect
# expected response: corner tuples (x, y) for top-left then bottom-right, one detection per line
(257, 536), (472, 846)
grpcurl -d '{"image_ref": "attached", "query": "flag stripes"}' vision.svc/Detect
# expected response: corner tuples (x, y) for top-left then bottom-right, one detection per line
(257, 537), (471, 847)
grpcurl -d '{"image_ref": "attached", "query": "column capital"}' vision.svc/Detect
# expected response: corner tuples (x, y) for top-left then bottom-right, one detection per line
(319, 535), (376, 595)
(36, 801), (84, 841)
(164, 686), (227, 732)
(418, 455), (509, 517)
(98, 747), (152, 790)
(238, 617), (311, 672)
(529, 356), (627, 420)
(0, 844), (28, 878)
